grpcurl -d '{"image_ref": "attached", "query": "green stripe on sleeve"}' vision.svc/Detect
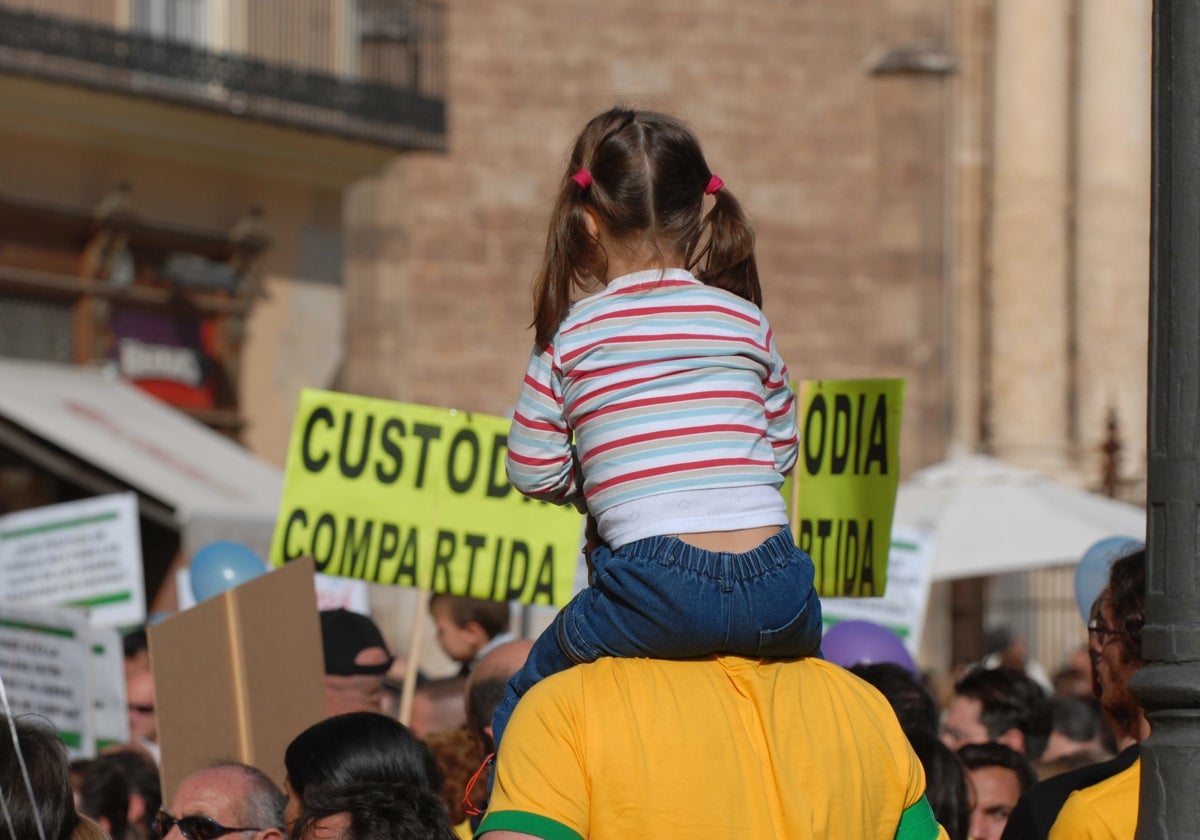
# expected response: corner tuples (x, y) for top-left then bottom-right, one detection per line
(474, 810), (582, 840)
(896, 795), (941, 840)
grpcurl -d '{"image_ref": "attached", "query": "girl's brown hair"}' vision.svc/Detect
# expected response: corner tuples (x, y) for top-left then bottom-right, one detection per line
(531, 107), (760, 345)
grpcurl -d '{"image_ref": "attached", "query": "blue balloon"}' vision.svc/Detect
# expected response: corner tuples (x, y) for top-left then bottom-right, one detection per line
(1074, 536), (1144, 623)
(189, 541), (267, 602)
(822, 619), (919, 676)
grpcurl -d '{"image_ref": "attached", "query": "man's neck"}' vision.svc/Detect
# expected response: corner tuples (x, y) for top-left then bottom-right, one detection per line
(1110, 709), (1151, 751)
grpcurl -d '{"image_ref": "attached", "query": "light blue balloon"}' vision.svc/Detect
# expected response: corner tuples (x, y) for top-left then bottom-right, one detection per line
(189, 541), (267, 602)
(1074, 536), (1144, 622)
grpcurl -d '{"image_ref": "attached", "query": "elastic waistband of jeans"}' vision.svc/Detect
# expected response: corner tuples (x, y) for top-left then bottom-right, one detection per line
(618, 527), (800, 579)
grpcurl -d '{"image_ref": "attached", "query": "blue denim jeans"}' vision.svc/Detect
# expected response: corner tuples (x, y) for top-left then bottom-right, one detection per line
(490, 526), (822, 753)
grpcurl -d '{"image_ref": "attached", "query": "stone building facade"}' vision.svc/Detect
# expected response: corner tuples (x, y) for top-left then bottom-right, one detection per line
(341, 1), (952, 473)
(340, 0), (1152, 673)
(0, 0), (1149, 673)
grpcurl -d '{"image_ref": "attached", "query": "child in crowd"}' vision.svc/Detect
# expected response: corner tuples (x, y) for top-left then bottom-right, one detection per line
(493, 106), (822, 750)
(428, 594), (514, 678)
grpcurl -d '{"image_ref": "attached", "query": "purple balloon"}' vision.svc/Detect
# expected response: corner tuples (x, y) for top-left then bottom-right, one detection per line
(822, 620), (919, 675)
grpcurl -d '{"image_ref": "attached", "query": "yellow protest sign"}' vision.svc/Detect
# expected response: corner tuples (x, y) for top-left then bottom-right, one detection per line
(269, 390), (583, 606)
(787, 379), (905, 598)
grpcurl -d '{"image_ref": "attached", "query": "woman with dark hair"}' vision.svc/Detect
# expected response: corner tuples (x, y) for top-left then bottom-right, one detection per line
(283, 711), (443, 829)
(0, 715), (80, 840)
(908, 729), (970, 840)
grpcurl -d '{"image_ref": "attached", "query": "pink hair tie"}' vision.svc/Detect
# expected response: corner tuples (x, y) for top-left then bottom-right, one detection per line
(705, 174), (724, 195)
(571, 168), (593, 189)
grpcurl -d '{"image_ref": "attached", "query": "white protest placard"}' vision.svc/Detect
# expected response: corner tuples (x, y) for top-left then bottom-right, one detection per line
(0, 493), (146, 627)
(89, 626), (130, 752)
(0, 604), (93, 758)
(820, 525), (934, 654)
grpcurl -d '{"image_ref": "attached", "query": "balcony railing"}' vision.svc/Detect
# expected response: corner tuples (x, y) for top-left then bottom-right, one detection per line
(0, 0), (446, 150)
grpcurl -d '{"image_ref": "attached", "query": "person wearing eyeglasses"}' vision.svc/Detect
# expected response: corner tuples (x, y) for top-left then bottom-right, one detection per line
(1045, 548), (1148, 840)
(154, 762), (285, 840)
(1000, 545), (1147, 840)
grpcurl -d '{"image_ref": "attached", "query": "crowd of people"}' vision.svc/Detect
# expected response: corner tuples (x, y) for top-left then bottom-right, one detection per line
(0, 107), (1154, 839)
(1, 532), (1147, 840)
(3, 597), (519, 840)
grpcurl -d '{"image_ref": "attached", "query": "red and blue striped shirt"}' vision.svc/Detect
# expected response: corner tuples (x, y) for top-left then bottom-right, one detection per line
(506, 268), (799, 545)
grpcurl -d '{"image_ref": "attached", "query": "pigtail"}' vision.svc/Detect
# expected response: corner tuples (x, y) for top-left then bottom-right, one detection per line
(695, 186), (762, 307)
(531, 109), (638, 346)
(531, 178), (604, 346)
(533, 108), (760, 341)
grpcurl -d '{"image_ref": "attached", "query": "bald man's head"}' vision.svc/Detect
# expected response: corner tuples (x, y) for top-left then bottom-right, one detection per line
(467, 640), (533, 692)
(166, 763), (285, 840)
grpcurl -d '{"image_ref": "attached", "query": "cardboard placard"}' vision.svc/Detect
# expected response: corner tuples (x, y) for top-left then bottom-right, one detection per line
(150, 558), (326, 800)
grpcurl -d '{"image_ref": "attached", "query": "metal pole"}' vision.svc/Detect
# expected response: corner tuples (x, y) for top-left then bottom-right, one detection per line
(1131, 2), (1200, 837)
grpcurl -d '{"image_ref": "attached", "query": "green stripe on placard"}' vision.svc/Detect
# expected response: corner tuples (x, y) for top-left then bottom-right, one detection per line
(0, 618), (75, 638)
(57, 731), (82, 748)
(0, 511), (119, 539)
(95, 739), (120, 751)
(92, 645), (106, 655)
(891, 540), (919, 551)
(822, 616), (910, 639)
(65, 591), (132, 609)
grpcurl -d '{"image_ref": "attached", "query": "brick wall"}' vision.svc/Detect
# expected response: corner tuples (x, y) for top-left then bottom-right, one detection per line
(343, 0), (954, 473)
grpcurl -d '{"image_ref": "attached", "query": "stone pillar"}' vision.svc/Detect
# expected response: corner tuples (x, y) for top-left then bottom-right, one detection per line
(1074, 0), (1152, 488)
(987, 0), (1071, 472)
(949, 0), (991, 453)
(1129, 2), (1200, 837)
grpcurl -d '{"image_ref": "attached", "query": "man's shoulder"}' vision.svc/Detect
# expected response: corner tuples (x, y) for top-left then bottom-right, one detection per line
(1003, 748), (1139, 840)
(535, 654), (844, 680)
(1071, 758), (1140, 805)
(524, 655), (882, 711)
(1050, 760), (1140, 840)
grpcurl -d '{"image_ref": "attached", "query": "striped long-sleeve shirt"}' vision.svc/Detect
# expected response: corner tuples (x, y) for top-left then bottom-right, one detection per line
(506, 268), (799, 544)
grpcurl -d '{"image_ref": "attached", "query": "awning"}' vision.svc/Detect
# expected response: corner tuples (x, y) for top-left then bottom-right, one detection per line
(0, 358), (282, 532)
(894, 454), (1146, 581)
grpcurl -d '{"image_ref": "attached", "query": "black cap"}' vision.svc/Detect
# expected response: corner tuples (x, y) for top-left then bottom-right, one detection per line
(319, 609), (394, 676)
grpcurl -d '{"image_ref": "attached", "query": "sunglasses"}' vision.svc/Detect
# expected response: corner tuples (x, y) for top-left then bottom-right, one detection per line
(153, 809), (263, 840)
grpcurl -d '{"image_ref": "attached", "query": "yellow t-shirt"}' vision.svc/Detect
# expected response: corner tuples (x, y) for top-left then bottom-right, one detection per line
(478, 656), (946, 840)
(1048, 759), (1139, 840)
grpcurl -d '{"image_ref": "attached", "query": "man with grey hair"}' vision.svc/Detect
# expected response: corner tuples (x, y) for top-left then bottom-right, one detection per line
(155, 761), (286, 840)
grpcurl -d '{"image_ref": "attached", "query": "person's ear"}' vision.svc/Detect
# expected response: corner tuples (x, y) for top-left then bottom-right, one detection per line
(582, 207), (601, 241)
(465, 621), (490, 646)
(127, 792), (147, 827)
(996, 728), (1026, 755)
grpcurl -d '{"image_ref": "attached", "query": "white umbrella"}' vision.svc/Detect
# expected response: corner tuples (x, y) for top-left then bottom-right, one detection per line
(894, 454), (1146, 581)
